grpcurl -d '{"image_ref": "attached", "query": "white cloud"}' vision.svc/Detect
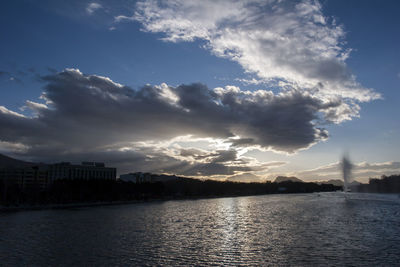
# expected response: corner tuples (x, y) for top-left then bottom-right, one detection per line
(114, 15), (133, 23)
(129, 0), (380, 111)
(0, 106), (25, 118)
(0, 141), (29, 154)
(86, 2), (102, 15)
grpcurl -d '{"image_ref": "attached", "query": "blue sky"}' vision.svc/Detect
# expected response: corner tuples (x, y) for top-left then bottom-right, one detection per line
(0, 0), (399, 182)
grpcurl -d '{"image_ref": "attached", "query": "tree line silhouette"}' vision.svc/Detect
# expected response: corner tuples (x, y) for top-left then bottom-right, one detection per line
(353, 174), (400, 193)
(0, 176), (341, 206)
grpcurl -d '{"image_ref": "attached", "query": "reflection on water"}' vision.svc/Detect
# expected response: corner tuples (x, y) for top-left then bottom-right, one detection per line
(1, 192), (400, 266)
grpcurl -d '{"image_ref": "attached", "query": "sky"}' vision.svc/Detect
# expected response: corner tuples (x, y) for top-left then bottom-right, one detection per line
(0, 0), (399, 183)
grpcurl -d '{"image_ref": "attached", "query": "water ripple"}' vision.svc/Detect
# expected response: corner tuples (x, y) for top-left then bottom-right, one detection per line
(1, 192), (399, 266)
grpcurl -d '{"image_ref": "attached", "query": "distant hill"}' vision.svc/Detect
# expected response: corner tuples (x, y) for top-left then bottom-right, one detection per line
(227, 173), (261, 183)
(319, 179), (344, 187)
(274, 176), (303, 183)
(0, 154), (35, 168)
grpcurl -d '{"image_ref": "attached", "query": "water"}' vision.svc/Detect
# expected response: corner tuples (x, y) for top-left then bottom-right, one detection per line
(1, 192), (400, 266)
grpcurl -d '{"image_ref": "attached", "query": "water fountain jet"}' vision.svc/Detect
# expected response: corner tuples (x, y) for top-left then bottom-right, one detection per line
(341, 155), (352, 192)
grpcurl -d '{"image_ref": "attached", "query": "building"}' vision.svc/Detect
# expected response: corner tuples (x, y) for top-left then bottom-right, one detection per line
(0, 165), (49, 190)
(0, 161), (116, 192)
(48, 162), (116, 181)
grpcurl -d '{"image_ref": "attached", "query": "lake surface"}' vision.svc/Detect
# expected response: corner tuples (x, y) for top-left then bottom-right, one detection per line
(1, 192), (400, 266)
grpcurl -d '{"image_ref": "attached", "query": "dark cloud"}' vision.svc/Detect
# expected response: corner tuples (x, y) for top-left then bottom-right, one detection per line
(227, 138), (255, 147)
(179, 148), (205, 158)
(1, 69), (341, 151)
(0, 69), (354, 175)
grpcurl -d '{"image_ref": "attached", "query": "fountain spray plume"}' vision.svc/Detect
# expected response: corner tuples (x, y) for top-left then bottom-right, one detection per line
(341, 154), (353, 192)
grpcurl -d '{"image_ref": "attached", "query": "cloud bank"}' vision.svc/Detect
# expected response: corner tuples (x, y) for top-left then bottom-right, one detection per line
(0, 69), (350, 151)
(0, 68), (357, 177)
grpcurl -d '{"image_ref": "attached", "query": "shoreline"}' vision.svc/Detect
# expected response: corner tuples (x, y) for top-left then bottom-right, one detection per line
(0, 199), (149, 212)
(0, 191), (344, 212)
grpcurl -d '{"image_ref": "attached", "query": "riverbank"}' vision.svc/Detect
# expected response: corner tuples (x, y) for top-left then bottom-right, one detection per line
(1, 178), (342, 212)
(0, 191), (344, 212)
(0, 199), (160, 212)
(0, 194), (262, 212)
